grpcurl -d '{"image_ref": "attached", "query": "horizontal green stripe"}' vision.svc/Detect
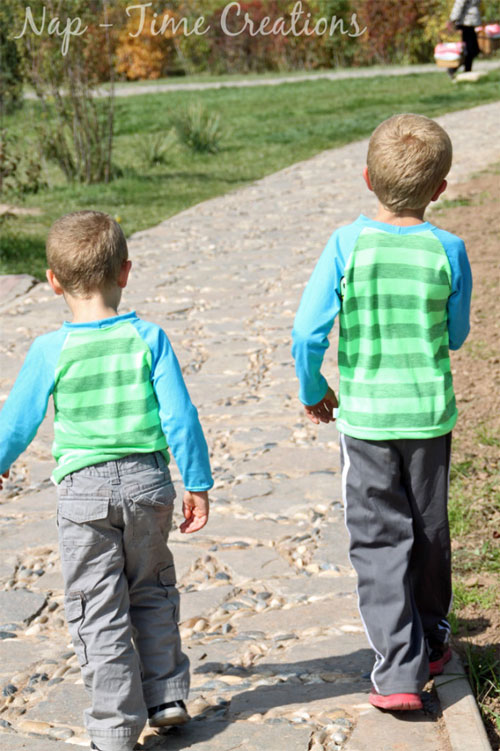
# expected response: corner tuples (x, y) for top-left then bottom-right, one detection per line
(56, 364), (151, 395)
(58, 393), (159, 423)
(338, 346), (450, 371)
(344, 276), (451, 300)
(338, 335), (450, 358)
(347, 263), (450, 287)
(340, 373), (453, 399)
(59, 336), (145, 365)
(55, 405), (162, 437)
(339, 320), (447, 343)
(339, 400), (456, 429)
(342, 309), (446, 332)
(340, 391), (453, 416)
(55, 383), (155, 411)
(54, 424), (166, 450)
(343, 294), (447, 315)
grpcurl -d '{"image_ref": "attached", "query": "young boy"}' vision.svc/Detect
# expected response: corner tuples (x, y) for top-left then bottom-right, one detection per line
(0, 210), (213, 750)
(292, 114), (472, 711)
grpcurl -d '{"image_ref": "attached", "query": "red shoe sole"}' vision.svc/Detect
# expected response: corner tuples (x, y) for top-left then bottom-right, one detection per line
(369, 689), (423, 711)
(429, 647), (452, 676)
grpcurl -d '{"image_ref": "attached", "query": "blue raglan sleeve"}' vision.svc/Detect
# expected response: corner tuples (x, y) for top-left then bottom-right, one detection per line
(0, 332), (62, 474)
(134, 320), (213, 492)
(291, 224), (357, 405)
(431, 228), (472, 350)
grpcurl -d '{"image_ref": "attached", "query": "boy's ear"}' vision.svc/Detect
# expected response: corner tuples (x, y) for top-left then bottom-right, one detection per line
(46, 269), (64, 296)
(430, 179), (447, 202)
(363, 166), (373, 192)
(117, 260), (132, 289)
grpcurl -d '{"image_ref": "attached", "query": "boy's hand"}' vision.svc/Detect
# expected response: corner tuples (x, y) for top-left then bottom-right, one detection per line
(180, 490), (209, 534)
(304, 387), (338, 425)
(0, 470), (10, 490)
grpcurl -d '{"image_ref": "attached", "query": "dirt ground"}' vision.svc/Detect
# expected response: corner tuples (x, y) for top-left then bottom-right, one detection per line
(429, 167), (500, 747)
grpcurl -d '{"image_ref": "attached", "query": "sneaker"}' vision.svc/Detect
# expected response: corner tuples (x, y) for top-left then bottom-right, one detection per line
(429, 646), (452, 676)
(369, 688), (423, 711)
(148, 700), (189, 727)
(90, 744), (102, 751)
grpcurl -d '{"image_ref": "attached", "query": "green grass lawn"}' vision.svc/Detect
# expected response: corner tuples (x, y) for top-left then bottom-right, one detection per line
(2, 68), (500, 279)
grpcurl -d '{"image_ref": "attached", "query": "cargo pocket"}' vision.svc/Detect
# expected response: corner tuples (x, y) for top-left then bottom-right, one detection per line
(64, 592), (88, 666)
(58, 499), (111, 560)
(58, 499), (109, 524)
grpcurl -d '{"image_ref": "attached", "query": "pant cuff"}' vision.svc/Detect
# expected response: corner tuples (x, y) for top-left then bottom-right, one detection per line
(144, 680), (190, 708)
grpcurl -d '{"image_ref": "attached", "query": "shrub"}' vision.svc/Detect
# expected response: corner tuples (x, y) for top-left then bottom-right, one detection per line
(0, 130), (46, 196)
(0, 3), (23, 114)
(12, 0), (116, 184)
(138, 129), (177, 165)
(175, 103), (223, 153)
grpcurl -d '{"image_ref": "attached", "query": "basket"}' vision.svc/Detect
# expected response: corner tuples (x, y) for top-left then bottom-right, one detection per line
(476, 24), (500, 55)
(434, 41), (465, 68)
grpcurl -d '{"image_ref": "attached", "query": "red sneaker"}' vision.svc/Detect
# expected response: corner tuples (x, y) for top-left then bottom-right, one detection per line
(429, 647), (452, 676)
(369, 688), (423, 711)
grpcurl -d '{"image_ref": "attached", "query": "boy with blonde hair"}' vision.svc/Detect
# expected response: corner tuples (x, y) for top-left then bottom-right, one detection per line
(292, 114), (472, 710)
(0, 210), (213, 750)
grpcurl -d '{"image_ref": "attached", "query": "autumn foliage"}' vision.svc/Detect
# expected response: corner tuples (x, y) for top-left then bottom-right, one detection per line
(115, 6), (179, 80)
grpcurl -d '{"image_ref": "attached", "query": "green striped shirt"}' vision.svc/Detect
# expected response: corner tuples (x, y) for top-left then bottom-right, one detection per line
(292, 216), (472, 440)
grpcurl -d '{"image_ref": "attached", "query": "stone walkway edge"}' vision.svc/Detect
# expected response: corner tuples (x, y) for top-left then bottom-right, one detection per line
(1, 100), (500, 751)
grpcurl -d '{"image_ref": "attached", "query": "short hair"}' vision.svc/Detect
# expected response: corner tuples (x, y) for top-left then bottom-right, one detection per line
(46, 210), (128, 296)
(366, 114), (452, 212)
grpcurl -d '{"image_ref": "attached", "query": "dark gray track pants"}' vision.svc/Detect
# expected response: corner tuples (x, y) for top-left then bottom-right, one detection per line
(57, 452), (189, 751)
(340, 432), (452, 694)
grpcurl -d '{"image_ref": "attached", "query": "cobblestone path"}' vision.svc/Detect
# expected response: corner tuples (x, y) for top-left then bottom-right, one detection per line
(1, 100), (499, 751)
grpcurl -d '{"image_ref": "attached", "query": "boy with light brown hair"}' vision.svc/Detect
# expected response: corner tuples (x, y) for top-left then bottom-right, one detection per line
(0, 210), (213, 750)
(292, 114), (472, 710)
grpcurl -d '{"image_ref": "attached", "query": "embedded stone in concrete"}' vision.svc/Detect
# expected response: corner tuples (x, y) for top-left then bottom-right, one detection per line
(314, 522), (351, 569)
(0, 590), (46, 626)
(271, 574), (356, 600)
(144, 719), (312, 751)
(180, 585), (234, 623)
(0, 637), (67, 682)
(0, 518), (58, 551)
(345, 704), (443, 751)
(232, 479), (273, 500)
(169, 542), (206, 582)
(24, 682), (88, 726)
(0, 733), (64, 751)
(213, 547), (295, 582)
(236, 597), (360, 634)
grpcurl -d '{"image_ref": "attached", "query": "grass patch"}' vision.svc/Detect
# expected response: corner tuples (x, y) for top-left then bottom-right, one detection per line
(462, 644), (500, 731)
(2, 69), (500, 278)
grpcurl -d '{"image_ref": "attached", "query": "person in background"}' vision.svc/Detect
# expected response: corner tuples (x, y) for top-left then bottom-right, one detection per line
(447, 0), (482, 74)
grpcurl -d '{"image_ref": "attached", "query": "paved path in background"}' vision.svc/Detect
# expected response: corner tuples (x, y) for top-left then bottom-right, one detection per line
(1, 100), (499, 751)
(23, 60), (500, 99)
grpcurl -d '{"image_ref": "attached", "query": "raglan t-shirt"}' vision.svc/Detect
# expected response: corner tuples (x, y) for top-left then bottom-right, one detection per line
(292, 215), (472, 440)
(0, 311), (213, 488)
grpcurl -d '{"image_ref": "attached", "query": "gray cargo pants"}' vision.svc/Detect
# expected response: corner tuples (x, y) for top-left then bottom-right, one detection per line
(57, 452), (189, 751)
(340, 432), (452, 695)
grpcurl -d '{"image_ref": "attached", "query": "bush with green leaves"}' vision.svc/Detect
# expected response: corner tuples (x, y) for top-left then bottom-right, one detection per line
(0, 130), (46, 196)
(10, 0), (116, 184)
(138, 129), (178, 166)
(174, 103), (223, 154)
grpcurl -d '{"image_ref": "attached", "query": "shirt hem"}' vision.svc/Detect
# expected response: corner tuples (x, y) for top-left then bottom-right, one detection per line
(336, 413), (457, 441)
(51, 446), (170, 484)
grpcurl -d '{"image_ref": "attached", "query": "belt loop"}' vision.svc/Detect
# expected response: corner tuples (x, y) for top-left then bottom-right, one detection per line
(110, 461), (121, 485)
(154, 452), (161, 469)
